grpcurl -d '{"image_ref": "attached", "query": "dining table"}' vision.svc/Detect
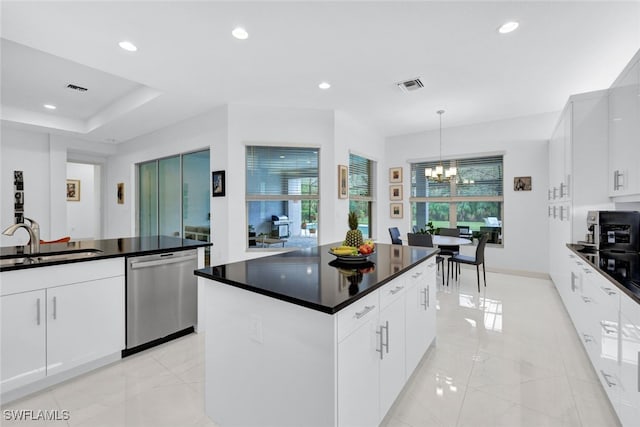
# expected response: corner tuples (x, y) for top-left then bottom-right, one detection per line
(431, 235), (473, 246)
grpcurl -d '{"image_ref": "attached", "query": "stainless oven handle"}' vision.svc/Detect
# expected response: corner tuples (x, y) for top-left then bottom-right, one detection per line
(130, 255), (197, 269)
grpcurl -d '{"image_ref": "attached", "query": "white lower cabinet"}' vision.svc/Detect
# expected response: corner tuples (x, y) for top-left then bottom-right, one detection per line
(619, 292), (640, 426)
(337, 260), (437, 427)
(555, 248), (640, 426)
(46, 276), (125, 376)
(0, 290), (47, 391)
(0, 259), (124, 399)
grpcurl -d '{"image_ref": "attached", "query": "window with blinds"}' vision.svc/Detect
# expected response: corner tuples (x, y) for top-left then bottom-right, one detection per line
(349, 153), (375, 238)
(246, 146), (319, 199)
(410, 155), (504, 244)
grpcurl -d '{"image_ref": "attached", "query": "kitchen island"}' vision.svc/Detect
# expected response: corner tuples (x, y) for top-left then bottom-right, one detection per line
(195, 243), (439, 427)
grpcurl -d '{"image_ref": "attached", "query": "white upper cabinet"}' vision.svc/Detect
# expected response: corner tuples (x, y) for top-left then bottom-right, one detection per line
(609, 55), (640, 198)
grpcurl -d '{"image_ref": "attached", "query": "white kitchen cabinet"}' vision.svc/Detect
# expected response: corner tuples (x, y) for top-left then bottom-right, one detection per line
(405, 261), (436, 377)
(0, 290), (46, 391)
(0, 258), (124, 401)
(619, 292), (640, 427)
(378, 283), (406, 418)
(337, 315), (380, 427)
(46, 276), (124, 376)
(609, 56), (640, 198)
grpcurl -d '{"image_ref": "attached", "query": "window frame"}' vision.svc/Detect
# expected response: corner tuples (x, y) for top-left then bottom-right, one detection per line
(409, 155), (504, 246)
(348, 152), (376, 239)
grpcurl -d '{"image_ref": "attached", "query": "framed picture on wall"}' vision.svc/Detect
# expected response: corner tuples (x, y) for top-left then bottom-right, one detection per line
(66, 179), (80, 201)
(117, 183), (125, 204)
(338, 165), (348, 199)
(514, 176), (532, 191)
(389, 185), (403, 201)
(212, 170), (226, 197)
(389, 167), (402, 183)
(390, 203), (403, 218)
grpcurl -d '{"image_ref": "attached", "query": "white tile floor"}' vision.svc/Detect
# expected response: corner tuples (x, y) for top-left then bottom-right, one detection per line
(1, 270), (621, 427)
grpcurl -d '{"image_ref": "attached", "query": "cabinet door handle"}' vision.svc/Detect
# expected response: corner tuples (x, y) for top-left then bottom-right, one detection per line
(600, 370), (616, 388)
(383, 321), (389, 354)
(614, 170), (624, 191)
(426, 285), (430, 308)
(582, 334), (593, 343)
(559, 206), (565, 221)
(354, 305), (375, 319)
(600, 321), (617, 335)
(583, 269), (592, 274)
(420, 288), (427, 309)
(52, 296), (57, 320)
(376, 322), (389, 359)
(582, 296), (591, 303)
(412, 271), (423, 278)
(601, 287), (617, 296)
(637, 351), (639, 392)
(390, 285), (404, 295)
(36, 298), (41, 326)
(570, 272), (577, 292)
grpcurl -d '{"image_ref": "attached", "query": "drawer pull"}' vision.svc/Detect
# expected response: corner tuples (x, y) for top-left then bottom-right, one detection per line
(601, 287), (617, 296)
(600, 370), (616, 388)
(412, 272), (423, 278)
(600, 321), (617, 335)
(582, 334), (593, 343)
(581, 296), (591, 303)
(583, 269), (592, 274)
(390, 285), (404, 295)
(354, 305), (375, 320)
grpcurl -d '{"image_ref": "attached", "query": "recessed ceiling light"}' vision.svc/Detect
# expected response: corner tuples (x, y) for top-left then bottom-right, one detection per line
(118, 41), (137, 52)
(43, 104), (57, 110)
(232, 27), (249, 40)
(318, 82), (331, 90)
(498, 21), (519, 34)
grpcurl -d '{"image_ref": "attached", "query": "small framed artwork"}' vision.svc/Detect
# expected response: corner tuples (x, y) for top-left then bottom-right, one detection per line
(338, 165), (348, 199)
(514, 176), (532, 191)
(212, 171), (226, 197)
(389, 167), (403, 183)
(390, 203), (403, 218)
(66, 179), (80, 201)
(117, 183), (125, 204)
(389, 185), (403, 201)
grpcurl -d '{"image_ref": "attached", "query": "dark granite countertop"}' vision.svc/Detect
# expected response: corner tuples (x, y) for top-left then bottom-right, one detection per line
(195, 242), (439, 314)
(567, 244), (640, 304)
(0, 236), (211, 272)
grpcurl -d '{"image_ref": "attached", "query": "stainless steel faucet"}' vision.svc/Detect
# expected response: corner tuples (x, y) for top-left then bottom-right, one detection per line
(2, 218), (40, 254)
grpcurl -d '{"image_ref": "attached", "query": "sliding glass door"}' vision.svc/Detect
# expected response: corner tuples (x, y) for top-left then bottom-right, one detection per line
(138, 149), (210, 241)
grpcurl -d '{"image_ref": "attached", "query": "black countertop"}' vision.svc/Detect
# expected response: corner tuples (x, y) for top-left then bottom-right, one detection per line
(567, 244), (640, 304)
(0, 236), (211, 272)
(195, 242), (439, 314)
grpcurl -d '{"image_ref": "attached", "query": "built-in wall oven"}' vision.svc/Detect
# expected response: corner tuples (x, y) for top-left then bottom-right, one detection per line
(586, 210), (640, 252)
(124, 249), (198, 356)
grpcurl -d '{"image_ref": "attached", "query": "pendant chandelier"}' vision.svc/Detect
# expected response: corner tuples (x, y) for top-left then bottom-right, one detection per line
(425, 110), (457, 182)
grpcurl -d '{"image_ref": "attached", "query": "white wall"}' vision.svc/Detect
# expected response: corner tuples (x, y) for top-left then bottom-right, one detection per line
(66, 162), (100, 240)
(383, 112), (558, 276)
(0, 126), (115, 246)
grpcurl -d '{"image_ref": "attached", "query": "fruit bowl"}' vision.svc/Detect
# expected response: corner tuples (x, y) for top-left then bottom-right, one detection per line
(328, 249), (375, 263)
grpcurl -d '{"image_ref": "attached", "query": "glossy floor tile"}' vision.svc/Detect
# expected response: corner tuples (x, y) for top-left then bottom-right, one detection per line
(1, 269), (621, 426)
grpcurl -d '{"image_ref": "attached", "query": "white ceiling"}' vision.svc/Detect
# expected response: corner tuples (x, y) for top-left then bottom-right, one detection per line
(1, 1), (639, 144)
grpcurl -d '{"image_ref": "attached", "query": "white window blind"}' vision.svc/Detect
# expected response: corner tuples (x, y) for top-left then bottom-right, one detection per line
(349, 153), (374, 200)
(246, 146), (319, 199)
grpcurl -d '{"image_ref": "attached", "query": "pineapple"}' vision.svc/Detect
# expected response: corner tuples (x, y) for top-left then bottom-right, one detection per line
(344, 211), (364, 248)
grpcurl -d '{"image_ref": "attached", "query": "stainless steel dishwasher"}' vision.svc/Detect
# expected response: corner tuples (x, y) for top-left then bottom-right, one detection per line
(125, 249), (198, 355)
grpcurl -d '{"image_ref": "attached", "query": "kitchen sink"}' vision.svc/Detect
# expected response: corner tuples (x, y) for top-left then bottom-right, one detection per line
(0, 249), (103, 267)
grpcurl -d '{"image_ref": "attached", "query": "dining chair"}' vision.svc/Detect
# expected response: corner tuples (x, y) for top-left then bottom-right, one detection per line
(388, 227), (402, 245)
(438, 227), (461, 279)
(407, 233), (445, 286)
(448, 233), (489, 291)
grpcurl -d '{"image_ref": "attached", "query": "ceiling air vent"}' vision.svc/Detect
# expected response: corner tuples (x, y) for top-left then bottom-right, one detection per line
(397, 78), (424, 93)
(66, 83), (88, 92)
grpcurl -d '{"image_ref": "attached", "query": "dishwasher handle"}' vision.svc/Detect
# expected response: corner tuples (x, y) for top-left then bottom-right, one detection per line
(129, 254), (197, 270)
